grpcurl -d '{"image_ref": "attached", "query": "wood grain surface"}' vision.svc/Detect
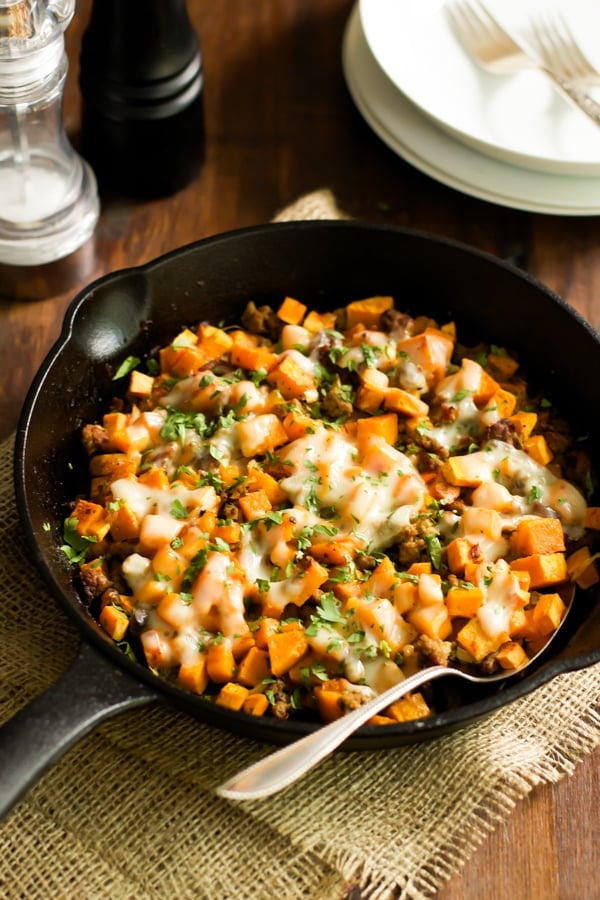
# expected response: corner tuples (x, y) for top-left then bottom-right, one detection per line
(1, 2), (598, 897)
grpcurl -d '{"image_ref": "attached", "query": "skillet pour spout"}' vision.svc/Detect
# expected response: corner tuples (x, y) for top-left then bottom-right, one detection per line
(6, 220), (600, 818)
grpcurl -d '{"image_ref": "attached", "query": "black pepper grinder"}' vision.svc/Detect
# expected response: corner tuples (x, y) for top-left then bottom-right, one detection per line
(79, 0), (204, 199)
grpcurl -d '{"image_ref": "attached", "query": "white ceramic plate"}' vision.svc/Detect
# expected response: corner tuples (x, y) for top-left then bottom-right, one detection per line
(359, 0), (600, 176)
(342, 4), (600, 215)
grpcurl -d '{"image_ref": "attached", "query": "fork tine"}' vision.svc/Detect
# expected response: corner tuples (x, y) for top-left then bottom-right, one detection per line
(446, 0), (486, 53)
(531, 13), (600, 84)
(447, 0), (516, 64)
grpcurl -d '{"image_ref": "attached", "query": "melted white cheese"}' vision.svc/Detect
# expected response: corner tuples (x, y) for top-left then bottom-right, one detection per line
(279, 430), (427, 549)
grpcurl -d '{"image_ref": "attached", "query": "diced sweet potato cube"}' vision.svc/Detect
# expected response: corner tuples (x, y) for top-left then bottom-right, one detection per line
(99, 604), (129, 641)
(229, 342), (278, 373)
(238, 489), (272, 522)
(89, 454), (137, 478)
(511, 516), (565, 557)
(138, 466), (170, 490)
(236, 646), (272, 686)
(496, 641), (528, 670)
(102, 411), (130, 451)
(383, 387), (429, 418)
(407, 562), (432, 575)
(215, 682), (250, 711)
(510, 552), (568, 589)
(353, 596), (408, 651)
(345, 295), (393, 328)
(160, 343), (207, 377)
(262, 559), (329, 616)
(206, 639), (236, 683)
(229, 329), (258, 349)
(277, 296), (307, 325)
(267, 355), (316, 400)
(245, 460), (288, 505)
(361, 556), (398, 599)
(471, 368), (499, 406)
(457, 617), (504, 662)
(566, 545), (600, 589)
(196, 323), (233, 359)
(177, 657), (209, 694)
(417, 572), (444, 605)
(356, 413), (398, 449)
(368, 714), (397, 726)
(107, 499), (140, 541)
(232, 632), (255, 661)
(508, 411), (537, 442)
(483, 388), (517, 418)
(532, 592), (566, 636)
(513, 569), (531, 592)
(509, 608), (531, 639)
(72, 498), (110, 541)
(523, 434), (553, 466)
(267, 629), (309, 677)
(242, 693), (270, 716)
(128, 370), (154, 399)
(407, 602), (452, 641)
(461, 506), (502, 540)
(213, 520), (242, 546)
(303, 309), (337, 333)
(281, 406), (319, 440)
(387, 692), (431, 722)
(315, 687), (345, 723)
(446, 586), (484, 618)
(356, 368), (388, 413)
(396, 331), (453, 385)
(446, 537), (482, 576)
(253, 617), (280, 649)
(393, 580), (418, 615)
(237, 413), (288, 457)
(442, 453), (492, 487)
(308, 537), (359, 566)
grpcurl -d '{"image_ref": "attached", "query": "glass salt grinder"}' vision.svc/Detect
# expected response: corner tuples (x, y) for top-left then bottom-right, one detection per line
(79, 0), (205, 199)
(0, 0), (99, 266)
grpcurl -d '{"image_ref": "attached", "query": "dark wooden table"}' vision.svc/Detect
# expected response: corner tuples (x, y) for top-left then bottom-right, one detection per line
(1, 1), (598, 896)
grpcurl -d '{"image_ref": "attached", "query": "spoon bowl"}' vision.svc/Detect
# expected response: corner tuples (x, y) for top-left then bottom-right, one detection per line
(217, 584), (577, 800)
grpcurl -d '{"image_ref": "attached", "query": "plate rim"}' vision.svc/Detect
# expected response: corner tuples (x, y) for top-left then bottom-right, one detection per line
(343, 4), (600, 216)
(359, 0), (600, 177)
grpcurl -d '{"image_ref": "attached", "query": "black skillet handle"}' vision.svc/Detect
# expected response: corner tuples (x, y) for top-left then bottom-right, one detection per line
(0, 640), (158, 821)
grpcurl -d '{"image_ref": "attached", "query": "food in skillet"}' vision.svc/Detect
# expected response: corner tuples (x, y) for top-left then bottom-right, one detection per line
(63, 294), (600, 725)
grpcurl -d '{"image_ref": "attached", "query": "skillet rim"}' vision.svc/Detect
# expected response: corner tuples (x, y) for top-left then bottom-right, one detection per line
(13, 219), (600, 749)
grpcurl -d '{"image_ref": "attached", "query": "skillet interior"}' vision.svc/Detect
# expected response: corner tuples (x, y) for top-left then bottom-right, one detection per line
(14, 220), (600, 749)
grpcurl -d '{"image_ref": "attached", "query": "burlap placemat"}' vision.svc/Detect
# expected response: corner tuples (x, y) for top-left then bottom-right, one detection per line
(1, 190), (599, 900)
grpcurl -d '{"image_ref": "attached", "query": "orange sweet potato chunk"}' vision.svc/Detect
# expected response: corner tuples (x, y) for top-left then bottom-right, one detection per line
(510, 552), (568, 590)
(511, 517), (566, 557)
(277, 296), (307, 325)
(345, 295), (393, 329)
(236, 646), (272, 686)
(566, 545), (600, 589)
(267, 629), (309, 677)
(215, 682), (250, 711)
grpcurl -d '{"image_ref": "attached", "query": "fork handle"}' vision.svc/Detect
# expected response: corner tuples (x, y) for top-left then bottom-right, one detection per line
(542, 69), (600, 126)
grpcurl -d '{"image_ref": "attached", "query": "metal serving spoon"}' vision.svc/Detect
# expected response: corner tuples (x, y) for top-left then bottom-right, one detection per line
(216, 585), (575, 800)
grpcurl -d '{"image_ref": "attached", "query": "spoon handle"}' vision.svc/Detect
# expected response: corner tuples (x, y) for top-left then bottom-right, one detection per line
(216, 665), (452, 800)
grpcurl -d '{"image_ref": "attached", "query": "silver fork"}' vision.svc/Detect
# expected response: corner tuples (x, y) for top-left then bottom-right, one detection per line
(446, 0), (600, 127)
(529, 13), (600, 88)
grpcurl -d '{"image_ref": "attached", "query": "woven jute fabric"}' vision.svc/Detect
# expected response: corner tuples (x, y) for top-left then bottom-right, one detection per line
(1, 190), (600, 900)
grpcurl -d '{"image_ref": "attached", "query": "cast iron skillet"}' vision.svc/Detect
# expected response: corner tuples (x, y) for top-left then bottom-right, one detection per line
(2, 221), (600, 819)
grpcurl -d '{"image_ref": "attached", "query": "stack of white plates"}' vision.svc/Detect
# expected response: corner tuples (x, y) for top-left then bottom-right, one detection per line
(343, 0), (600, 215)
